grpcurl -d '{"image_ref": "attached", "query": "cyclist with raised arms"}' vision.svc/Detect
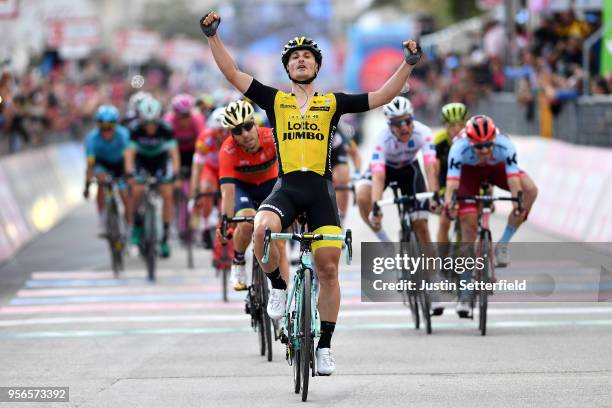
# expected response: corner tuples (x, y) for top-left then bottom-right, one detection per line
(444, 115), (538, 316)
(216, 100), (289, 291)
(433, 102), (468, 243)
(83, 105), (132, 234)
(201, 11), (422, 375)
(124, 98), (180, 258)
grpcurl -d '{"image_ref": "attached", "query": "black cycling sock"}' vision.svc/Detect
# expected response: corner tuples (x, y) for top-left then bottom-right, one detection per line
(162, 223), (170, 242)
(317, 321), (336, 349)
(233, 251), (245, 264)
(267, 268), (286, 290)
(134, 213), (143, 228)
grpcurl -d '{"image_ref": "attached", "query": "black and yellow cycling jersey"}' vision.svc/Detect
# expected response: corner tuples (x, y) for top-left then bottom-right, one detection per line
(433, 129), (452, 191)
(245, 79), (369, 179)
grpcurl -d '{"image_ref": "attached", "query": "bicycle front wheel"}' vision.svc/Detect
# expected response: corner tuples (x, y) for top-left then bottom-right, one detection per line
(300, 267), (312, 402)
(479, 232), (492, 336)
(257, 261), (273, 362)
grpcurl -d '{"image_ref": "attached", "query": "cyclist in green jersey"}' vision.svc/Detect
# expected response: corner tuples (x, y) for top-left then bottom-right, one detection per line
(201, 11), (422, 375)
(433, 102), (468, 243)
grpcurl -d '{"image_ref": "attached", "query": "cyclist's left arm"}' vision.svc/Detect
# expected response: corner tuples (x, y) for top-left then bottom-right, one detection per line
(421, 128), (439, 193)
(502, 137), (522, 211)
(367, 41), (419, 109)
(347, 141), (362, 173)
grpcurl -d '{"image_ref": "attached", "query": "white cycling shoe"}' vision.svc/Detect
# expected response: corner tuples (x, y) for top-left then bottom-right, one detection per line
(266, 288), (287, 321)
(316, 348), (335, 376)
(495, 242), (510, 267)
(455, 301), (473, 318)
(231, 262), (247, 291)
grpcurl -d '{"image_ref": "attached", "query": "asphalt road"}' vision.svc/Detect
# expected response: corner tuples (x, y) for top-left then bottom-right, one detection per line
(1, 196), (611, 408)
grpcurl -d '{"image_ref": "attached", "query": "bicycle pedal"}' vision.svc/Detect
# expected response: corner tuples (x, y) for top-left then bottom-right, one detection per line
(280, 332), (288, 344)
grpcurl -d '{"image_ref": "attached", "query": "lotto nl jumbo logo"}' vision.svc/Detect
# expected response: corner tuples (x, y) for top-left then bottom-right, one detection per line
(282, 121), (325, 141)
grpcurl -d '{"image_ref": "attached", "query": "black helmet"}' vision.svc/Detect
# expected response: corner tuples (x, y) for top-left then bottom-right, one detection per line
(281, 37), (323, 70)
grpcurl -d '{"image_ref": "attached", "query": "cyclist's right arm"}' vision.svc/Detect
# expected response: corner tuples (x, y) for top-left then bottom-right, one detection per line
(443, 142), (462, 210)
(220, 183), (235, 219)
(218, 140), (236, 218)
(206, 29), (253, 94)
(84, 132), (96, 182)
(370, 136), (387, 203)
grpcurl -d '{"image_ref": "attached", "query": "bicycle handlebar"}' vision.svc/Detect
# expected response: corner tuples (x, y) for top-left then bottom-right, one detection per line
(261, 228), (353, 265)
(452, 190), (524, 212)
(220, 214), (254, 239)
(372, 191), (437, 216)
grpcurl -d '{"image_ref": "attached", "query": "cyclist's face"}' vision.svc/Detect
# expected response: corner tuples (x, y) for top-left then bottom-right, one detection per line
(177, 112), (191, 126)
(472, 141), (494, 162)
(287, 50), (318, 80)
(389, 115), (414, 142)
(144, 121), (158, 135)
(98, 122), (116, 140)
(446, 121), (465, 138)
(232, 122), (259, 152)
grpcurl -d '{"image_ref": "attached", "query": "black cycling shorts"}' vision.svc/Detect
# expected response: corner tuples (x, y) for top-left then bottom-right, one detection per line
(258, 171), (342, 250)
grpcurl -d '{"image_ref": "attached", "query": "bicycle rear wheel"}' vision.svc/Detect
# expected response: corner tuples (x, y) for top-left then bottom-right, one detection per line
(300, 268), (312, 402)
(479, 232), (492, 336)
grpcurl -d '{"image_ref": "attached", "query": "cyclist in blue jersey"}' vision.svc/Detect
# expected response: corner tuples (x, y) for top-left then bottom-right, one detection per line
(84, 105), (131, 234)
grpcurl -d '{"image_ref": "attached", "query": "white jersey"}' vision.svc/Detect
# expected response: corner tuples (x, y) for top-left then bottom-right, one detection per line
(370, 120), (436, 173)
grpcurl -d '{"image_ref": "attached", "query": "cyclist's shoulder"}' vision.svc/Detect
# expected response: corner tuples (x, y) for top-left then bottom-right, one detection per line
(85, 128), (100, 142)
(432, 129), (450, 145)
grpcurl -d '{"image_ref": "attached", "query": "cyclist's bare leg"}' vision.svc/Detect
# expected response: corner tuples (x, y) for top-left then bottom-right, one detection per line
(507, 174), (538, 228)
(356, 183), (375, 230)
(314, 247), (341, 323)
(119, 190), (133, 225)
(159, 184), (174, 225)
(253, 210), (283, 274)
(276, 240), (289, 283)
(94, 173), (106, 213)
(233, 209), (256, 253)
(198, 179), (217, 219)
(130, 184), (145, 215)
(333, 163), (350, 222)
(437, 212), (452, 243)
(459, 212), (478, 244)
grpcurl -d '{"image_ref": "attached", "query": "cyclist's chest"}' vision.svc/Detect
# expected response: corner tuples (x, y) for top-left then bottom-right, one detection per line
(274, 94), (336, 145)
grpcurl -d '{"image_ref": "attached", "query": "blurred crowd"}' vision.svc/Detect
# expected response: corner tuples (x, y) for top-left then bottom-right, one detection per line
(410, 8), (609, 122)
(1, 7), (609, 156)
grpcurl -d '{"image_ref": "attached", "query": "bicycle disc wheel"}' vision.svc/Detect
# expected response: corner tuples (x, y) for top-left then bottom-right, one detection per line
(479, 234), (491, 336)
(300, 268), (312, 402)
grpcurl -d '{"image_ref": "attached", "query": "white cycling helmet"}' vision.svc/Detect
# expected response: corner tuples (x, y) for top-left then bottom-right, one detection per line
(383, 96), (414, 119)
(222, 100), (255, 129)
(127, 91), (152, 113)
(138, 98), (162, 121)
(208, 107), (226, 130)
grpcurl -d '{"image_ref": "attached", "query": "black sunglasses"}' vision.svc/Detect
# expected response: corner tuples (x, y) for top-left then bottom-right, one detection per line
(230, 121), (255, 136)
(472, 142), (494, 150)
(388, 117), (413, 127)
(98, 121), (116, 130)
